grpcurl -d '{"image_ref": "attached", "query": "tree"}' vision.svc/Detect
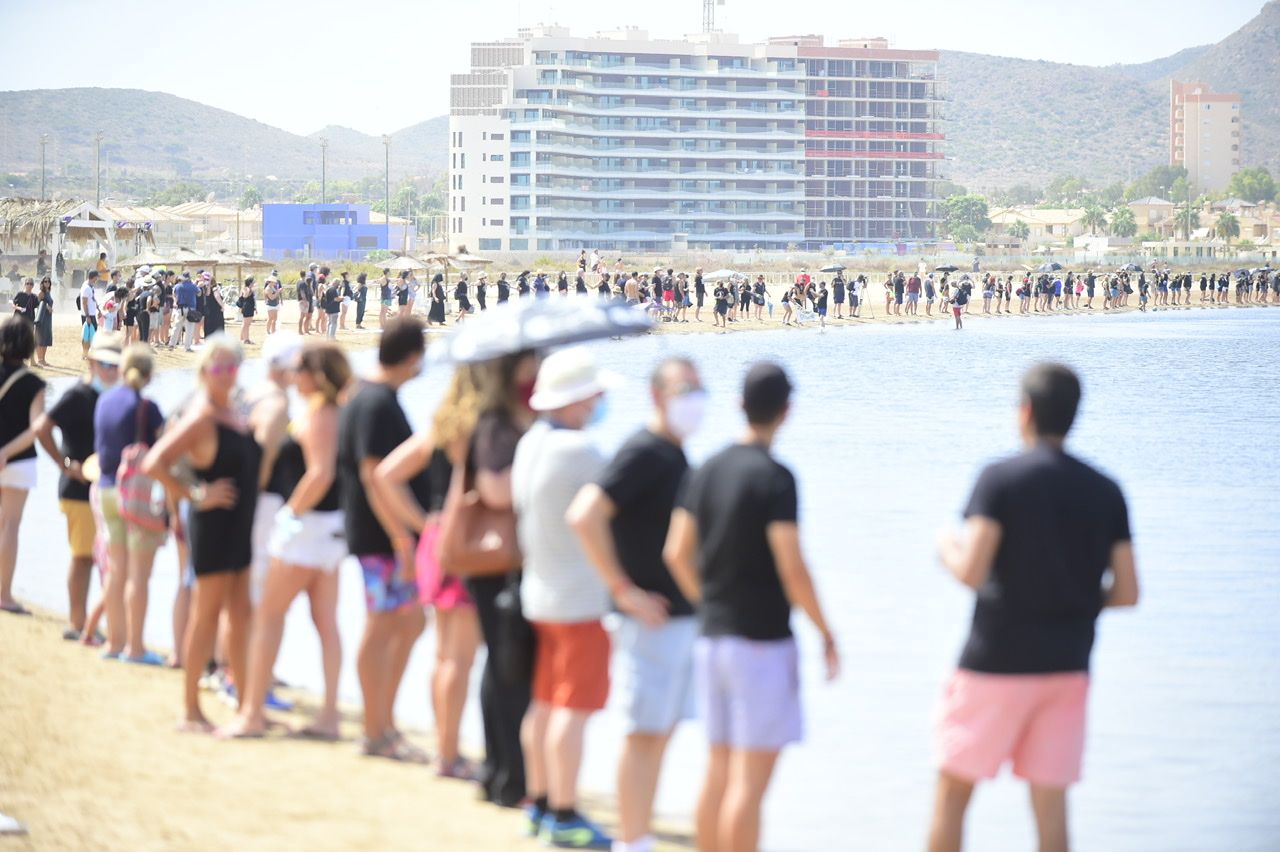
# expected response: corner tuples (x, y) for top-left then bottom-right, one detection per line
(1009, 220), (1031, 242)
(993, 183), (1042, 206)
(942, 194), (990, 237)
(1176, 205), (1200, 236)
(1081, 206), (1108, 236)
(146, 181), (208, 206)
(1095, 182), (1126, 209)
(1225, 167), (1277, 203)
(1043, 175), (1087, 206)
(951, 224), (982, 245)
(934, 180), (968, 200)
(1125, 165), (1187, 202)
(1215, 212), (1240, 245)
(1109, 206), (1137, 238)
(239, 186), (262, 209)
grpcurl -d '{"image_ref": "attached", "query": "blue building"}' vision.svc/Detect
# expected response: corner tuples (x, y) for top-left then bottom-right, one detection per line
(262, 204), (412, 260)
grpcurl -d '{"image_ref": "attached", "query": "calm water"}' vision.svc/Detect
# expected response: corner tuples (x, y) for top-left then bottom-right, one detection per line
(13, 308), (1280, 850)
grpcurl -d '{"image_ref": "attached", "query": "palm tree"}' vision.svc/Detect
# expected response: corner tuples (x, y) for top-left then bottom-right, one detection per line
(1110, 206), (1137, 238)
(1009, 220), (1030, 244)
(1215, 212), (1240, 247)
(1081, 206), (1108, 236)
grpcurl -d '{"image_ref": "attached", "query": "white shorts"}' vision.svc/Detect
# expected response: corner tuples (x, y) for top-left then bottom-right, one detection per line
(613, 614), (698, 735)
(268, 507), (346, 572)
(0, 458), (37, 491)
(250, 492), (285, 605)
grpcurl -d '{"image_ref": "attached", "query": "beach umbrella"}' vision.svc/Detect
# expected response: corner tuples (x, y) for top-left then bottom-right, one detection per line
(1036, 262), (1062, 273)
(935, 264), (960, 272)
(819, 263), (846, 273)
(127, 248), (173, 267)
(383, 255), (428, 272)
(703, 269), (738, 281)
(429, 297), (653, 365)
(1118, 263), (1142, 272)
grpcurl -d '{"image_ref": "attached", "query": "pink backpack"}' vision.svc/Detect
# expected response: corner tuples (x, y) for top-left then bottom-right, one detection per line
(116, 396), (168, 533)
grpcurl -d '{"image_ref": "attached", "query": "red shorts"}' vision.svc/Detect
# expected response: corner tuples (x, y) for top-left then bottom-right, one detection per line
(531, 620), (610, 711)
(953, 306), (963, 317)
(935, 669), (1089, 788)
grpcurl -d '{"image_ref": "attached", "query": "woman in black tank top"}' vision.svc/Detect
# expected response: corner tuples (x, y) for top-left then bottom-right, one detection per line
(221, 341), (353, 740)
(142, 338), (259, 733)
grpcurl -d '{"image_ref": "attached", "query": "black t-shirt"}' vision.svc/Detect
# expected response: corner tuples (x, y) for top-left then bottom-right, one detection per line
(11, 291), (38, 319)
(397, 282), (409, 305)
(958, 444), (1131, 674)
(339, 381), (415, 555)
(0, 365), (46, 462)
(324, 284), (340, 315)
(598, 430), (691, 617)
(46, 381), (99, 501)
(679, 443), (798, 640)
(297, 279), (311, 302)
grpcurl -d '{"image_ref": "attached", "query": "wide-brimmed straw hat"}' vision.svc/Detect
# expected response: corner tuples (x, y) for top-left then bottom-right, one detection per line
(88, 332), (124, 365)
(529, 347), (622, 412)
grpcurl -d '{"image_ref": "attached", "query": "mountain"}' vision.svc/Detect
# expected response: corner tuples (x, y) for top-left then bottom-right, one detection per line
(0, 88), (447, 192)
(1, 4), (1276, 194)
(942, 1), (1280, 188)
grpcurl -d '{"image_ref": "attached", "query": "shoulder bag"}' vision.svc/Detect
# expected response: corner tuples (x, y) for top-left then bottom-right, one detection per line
(435, 442), (522, 577)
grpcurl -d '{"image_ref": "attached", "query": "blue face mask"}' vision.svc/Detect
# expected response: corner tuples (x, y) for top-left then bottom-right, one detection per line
(90, 375), (111, 392)
(587, 395), (609, 427)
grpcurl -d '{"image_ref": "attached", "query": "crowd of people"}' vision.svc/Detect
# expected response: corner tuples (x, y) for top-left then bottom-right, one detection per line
(0, 291), (1144, 850)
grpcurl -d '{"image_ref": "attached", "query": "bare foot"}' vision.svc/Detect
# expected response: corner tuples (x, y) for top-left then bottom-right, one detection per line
(215, 715), (267, 740)
(178, 716), (215, 734)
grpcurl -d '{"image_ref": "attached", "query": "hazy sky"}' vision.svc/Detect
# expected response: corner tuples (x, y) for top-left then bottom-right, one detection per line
(0, 0), (1262, 135)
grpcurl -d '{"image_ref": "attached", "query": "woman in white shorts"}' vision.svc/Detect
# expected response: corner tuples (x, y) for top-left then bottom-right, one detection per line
(0, 316), (47, 614)
(220, 340), (352, 740)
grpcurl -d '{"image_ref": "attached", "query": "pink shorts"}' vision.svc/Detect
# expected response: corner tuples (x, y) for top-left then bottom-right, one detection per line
(935, 669), (1089, 788)
(415, 522), (473, 611)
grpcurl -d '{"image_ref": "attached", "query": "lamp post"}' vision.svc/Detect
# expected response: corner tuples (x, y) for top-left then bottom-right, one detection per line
(382, 134), (391, 251)
(39, 134), (48, 200)
(94, 131), (104, 207)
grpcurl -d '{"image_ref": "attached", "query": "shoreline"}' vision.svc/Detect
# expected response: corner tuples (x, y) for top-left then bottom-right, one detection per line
(23, 297), (1279, 381)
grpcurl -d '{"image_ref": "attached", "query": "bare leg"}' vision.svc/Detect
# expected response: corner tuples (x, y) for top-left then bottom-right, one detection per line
(224, 570), (253, 709)
(545, 708), (590, 811)
(0, 488), (30, 610)
(103, 540), (129, 653)
(382, 606), (426, 733)
(618, 731), (672, 843)
(123, 544), (159, 657)
(1030, 785), (1069, 852)
(697, 745), (730, 852)
(182, 573), (229, 731)
(719, 749), (780, 852)
(927, 771), (975, 852)
(67, 555), (93, 633)
(433, 607), (480, 763)
(306, 568), (343, 734)
(521, 700), (551, 802)
(357, 611), (398, 740)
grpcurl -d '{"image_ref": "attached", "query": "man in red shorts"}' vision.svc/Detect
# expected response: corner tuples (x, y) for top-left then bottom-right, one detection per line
(929, 363), (1140, 852)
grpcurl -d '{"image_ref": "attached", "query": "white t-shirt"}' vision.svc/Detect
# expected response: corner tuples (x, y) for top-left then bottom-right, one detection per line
(513, 420), (608, 623)
(79, 283), (98, 318)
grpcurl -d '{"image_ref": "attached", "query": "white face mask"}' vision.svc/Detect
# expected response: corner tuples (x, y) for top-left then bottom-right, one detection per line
(666, 390), (707, 440)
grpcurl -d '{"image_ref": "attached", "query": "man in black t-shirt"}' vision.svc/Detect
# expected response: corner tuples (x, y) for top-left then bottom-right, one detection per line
(337, 317), (429, 760)
(296, 273), (312, 335)
(568, 357), (705, 850)
(665, 362), (839, 852)
(930, 363), (1138, 852)
(34, 334), (120, 637)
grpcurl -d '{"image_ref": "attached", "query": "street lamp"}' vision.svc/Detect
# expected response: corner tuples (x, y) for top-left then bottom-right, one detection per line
(382, 134), (391, 251)
(39, 134), (48, 200)
(94, 131), (104, 207)
(319, 136), (328, 204)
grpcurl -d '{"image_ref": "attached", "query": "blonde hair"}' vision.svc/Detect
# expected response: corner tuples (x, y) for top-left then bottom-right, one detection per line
(431, 366), (481, 449)
(297, 341), (352, 405)
(195, 334), (243, 381)
(120, 343), (154, 390)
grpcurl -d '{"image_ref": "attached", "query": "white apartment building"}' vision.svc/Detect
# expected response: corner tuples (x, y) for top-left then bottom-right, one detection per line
(1170, 80), (1242, 194)
(449, 26), (944, 253)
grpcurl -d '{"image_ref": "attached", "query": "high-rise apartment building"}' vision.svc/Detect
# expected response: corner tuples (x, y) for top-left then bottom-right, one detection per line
(1170, 80), (1242, 194)
(448, 27), (943, 253)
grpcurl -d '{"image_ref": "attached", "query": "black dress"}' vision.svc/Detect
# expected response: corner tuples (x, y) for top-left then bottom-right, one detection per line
(190, 424), (261, 576)
(428, 283), (446, 325)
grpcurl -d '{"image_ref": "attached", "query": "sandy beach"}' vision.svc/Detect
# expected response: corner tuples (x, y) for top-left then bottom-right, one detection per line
(19, 291), (1274, 383)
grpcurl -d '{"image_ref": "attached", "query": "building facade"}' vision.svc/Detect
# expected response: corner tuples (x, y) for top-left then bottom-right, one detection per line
(1170, 81), (1242, 194)
(262, 203), (414, 260)
(448, 27), (943, 253)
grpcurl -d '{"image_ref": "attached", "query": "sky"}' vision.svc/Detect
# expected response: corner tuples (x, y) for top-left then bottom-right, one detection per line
(0, 0), (1263, 136)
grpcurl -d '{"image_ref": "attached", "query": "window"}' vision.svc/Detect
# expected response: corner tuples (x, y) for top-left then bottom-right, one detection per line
(509, 238), (528, 250)
(356, 236), (379, 248)
(511, 173), (530, 186)
(512, 152), (531, 167)
(490, 198), (505, 206)
(491, 133), (505, 140)
(460, 153), (465, 168)
(482, 131), (487, 141)
(479, 238), (502, 250)
(489, 219), (504, 226)
(491, 176), (505, 184)
(511, 130), (531, 142)
(490, 154), (505, 161)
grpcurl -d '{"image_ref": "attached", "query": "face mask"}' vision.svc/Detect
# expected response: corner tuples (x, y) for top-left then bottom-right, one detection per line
(587, 394), (609, 427)
(517, 378), (537, 410)
(91, 375), (110, 392)
(666, 390), (707, 440)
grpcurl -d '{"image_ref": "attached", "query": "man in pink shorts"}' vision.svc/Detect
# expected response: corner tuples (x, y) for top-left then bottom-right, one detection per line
(930, 363), (1140, 852)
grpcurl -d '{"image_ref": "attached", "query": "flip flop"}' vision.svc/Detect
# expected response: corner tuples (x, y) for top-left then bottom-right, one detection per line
(290, 727), (341, 743)
(0, 603), (31, 616)
(0, 812), (28, 836)
(123, 650), (166, 667)
(101, 650), (122, 661)
(62, 628), (82, 641)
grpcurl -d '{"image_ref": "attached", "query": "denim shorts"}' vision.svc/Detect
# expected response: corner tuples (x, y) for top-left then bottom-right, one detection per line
(615, 615), (697, 734)
(696, 635), (802, 750)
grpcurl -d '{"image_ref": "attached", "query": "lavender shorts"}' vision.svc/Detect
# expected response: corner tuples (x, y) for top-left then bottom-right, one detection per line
(695, 635), (803, 751)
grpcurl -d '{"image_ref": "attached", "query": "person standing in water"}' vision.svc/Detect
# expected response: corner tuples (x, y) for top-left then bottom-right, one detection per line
(928, 363), (1139, 852)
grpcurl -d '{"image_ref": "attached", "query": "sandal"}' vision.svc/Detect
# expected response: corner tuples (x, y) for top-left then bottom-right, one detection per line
(0, 603), (31, 616)
(362, 732), (430, 764)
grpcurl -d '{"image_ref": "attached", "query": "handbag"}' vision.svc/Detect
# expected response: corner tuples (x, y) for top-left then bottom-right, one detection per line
(186, 308), (203, 323)
(116, 395), (168, 533)
(436, 444), (522, 577)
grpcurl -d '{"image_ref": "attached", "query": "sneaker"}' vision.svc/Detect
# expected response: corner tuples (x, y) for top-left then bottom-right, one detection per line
(523, 803), (549, 839)
(545, 814), (611, 849)
(264, 689), (294, 712)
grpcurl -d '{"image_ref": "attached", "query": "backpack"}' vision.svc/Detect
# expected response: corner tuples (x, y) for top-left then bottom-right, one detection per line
(116, 395), (168, 533)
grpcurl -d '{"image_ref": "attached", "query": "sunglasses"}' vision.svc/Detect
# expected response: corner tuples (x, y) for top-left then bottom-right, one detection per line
(206, 362), (240, 377)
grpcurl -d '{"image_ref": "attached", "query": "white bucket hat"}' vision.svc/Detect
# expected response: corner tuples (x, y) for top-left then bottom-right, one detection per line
(529, 347), (622, 412)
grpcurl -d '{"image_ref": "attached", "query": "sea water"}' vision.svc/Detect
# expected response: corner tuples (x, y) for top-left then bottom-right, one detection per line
(13, 308), (1280, 850)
